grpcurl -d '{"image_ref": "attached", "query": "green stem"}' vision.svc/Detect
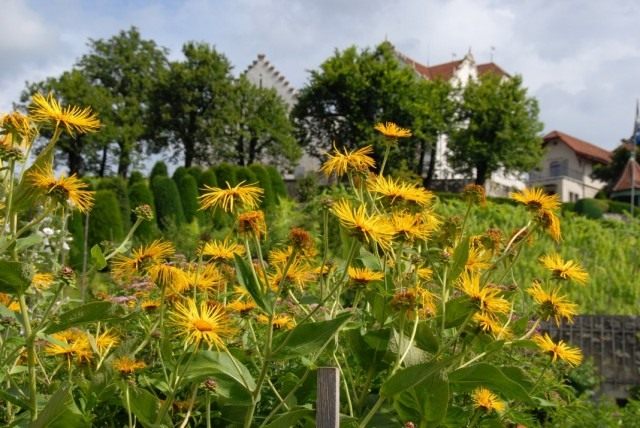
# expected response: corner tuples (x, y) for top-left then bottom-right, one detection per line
(18, 294), (37, 421)
(379, 143), (392, 176)
(104, 217), (144, 261)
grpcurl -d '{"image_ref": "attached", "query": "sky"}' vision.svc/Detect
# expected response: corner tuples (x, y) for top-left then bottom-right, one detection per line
(2, 0), (640, 150)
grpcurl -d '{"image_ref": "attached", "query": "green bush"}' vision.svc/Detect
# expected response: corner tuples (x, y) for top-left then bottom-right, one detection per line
(186, 166), (203, 184)
(151, 176), (185, 229)
(214, 163), (237, 187)
(128, 171), (145, 186)
(249, 164), (275, 208)
(128, 181), (156, 241)
(67, 211), (86, 269)
(172, 166), (189, 183)
(266, 165), (287, 201)
(176, 174), (199, 223)
(97, 177), (130, 230)
(562, 202), (576, 214)
(575, 198), (607, 219)
(295, 173), (320, 203)
(150, 161), (169, 182)
(235, 166), (258, 185)
(607, 200), (638, 217)
(199, 168), (218, 192)
(88, 190), (124, 247)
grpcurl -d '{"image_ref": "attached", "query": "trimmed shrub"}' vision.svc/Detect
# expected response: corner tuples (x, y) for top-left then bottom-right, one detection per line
(88, 190), (125, 247)
(150, 161), (169, 182)
(608, 200), (638, 217)
(151, 176), (185, 229)
(266, 165), (287, 201)
(67, 211), (86, 269)
(186, 166), (203, 184)
(172, 166), (189, 183)
(296, 173), (319, 203)
(199, 168), (218, 192)
(235, 166), (258, 185)
(214, 163), (237, 187)
(176, 174), (199, 223)
(128, 171), (145, 186)
(249, 164), (275, 208)
(97, 177), (130, 230)
(575, 198), (607, 219)
(128, 181), (156, 241)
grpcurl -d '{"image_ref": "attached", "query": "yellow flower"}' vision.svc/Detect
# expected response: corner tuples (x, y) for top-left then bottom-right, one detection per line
(141, 299), (161, 311)
(201, 239), (245, 262)
(533, 333), (583, 367)
(510, 187), (560, 212)
(95, 330), (119, 354)
(527, 282), (577, 326)
(237, 210), (267, 238)
(29, 92), (100, 135)
(226, 300), (256, 316)
(1, 111), (35, 139)
(473, 312), (511, 338)
(348, 267), (384, 286)
(199, 181), (263, 213)
(540, 253), (588, 285)
(31, 272), (55, 291)
(465, 247), (492, 272)
(170, 299), (235, 348)
(45, 330), (93, 363)
(331, 200), (395, 250)
(30, 166), (94, 213)
(320, 145), (376, 177)
(187, 264), (224, 291)
(536, 209), (562, 242)
(112, 356), (146, 374)
(270, 260), (315, 290)
(416, 266), (433, 281)
(289, 227), (315, 253)
(390, 211), (438, 242)
(367, 175), (434, 208)
(472, 387), (505, 413)
(111, 240), (175, 279)
(374, 122), (412, 139)
(458, 272), (510, 315)
(148, 263), (190, 293)
(257, 314), (296, 330)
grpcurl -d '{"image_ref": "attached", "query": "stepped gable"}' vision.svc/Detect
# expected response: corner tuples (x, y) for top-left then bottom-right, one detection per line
(612, 158), (640, 192)
(543, 130), (612, 164)
(243, 53), (295, 95)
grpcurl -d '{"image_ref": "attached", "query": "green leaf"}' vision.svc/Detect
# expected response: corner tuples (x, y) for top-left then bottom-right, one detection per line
(394, 372), (449, 425)
(381, 358), (451, 397)
(121, 384), (168, 427)
(15, 234), (43, 251)
(449, 236), (470, 282)
(31, 387), (89, 428)
(234, 254), (272, 314)
(441, 297), (474, 328)
(12, 139), (56, 214)
(414, 321), (439, 353)
(0, 260), (30, 295)
(449, 363), (533, 404)
(264, 407), (314, 428)
(186, 351), (255, 392)
(0, 388), (29, 410)
(90, 245), (107, 270)
(45, 301), (126, 334)
(271, 312), (351, 359)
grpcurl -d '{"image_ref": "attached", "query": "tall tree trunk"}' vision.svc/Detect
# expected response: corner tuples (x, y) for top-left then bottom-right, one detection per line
(236, 136), (245, 166)
(424, 144), (437, 188)
(417, 139), (427, 179)
(475, 162), (488, 186)
(68, 150), (84, 176)
(117, 141), (130, 178)
(184, 139), (194, 168)
(248, 137), (258, 165)
(99, 145), (108, 177)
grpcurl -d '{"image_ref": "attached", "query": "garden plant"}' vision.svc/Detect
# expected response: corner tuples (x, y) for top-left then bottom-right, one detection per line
(1, 95), (591, 427)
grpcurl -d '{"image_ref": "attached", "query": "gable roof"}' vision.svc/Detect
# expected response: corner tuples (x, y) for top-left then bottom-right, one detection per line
(395, 51), (509, 80)
(612, 159), (640, 192)
(543, 130), (612, 164)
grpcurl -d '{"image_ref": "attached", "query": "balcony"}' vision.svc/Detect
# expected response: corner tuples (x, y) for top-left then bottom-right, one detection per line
(529, 165), (585, 183)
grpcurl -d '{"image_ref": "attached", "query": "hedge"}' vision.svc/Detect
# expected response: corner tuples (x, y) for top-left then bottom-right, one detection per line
(151, 176), (185, 229)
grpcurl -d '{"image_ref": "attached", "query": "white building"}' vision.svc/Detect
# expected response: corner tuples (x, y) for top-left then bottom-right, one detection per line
(243, 54), (319, 177)
(395, 50), (528, 196)
(528, 130), (611, 202)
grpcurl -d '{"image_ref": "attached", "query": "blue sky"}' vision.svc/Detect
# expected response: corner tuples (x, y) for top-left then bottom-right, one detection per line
(2, 0), (640, 150)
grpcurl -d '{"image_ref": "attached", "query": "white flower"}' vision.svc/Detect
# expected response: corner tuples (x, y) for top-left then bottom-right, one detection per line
(42, 227), (54, 236)
(62, 242), (70, 251)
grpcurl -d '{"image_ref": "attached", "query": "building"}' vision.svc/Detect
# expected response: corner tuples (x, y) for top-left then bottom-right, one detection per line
(243, 54), (319, 178)
(528, 130), (611, 202)
(395, 50), (526, 196)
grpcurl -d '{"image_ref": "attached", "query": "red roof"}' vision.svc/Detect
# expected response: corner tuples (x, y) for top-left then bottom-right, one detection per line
(612, 159), (640, 192)
(543, 130), (612, 164)
(396, 52), (509, 80)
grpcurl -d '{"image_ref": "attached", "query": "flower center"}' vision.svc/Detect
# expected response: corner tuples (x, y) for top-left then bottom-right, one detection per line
(193, 319), (214, 332)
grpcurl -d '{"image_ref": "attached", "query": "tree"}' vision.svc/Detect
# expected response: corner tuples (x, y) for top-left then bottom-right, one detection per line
(592, 143), (638, 193)
(148, 42), (233, 167)
(292, 42), (429, 169)
(223, 76), (300, 168)
(78, 27), (168, 177)
(448, 73), (543, 185)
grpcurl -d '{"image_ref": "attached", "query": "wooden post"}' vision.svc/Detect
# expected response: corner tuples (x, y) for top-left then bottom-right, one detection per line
(317, 367), (340, 428)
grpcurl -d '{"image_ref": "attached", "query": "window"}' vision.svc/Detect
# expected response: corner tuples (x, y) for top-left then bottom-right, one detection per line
(549, 159), (568, 177)
(569, 192), (580, 202)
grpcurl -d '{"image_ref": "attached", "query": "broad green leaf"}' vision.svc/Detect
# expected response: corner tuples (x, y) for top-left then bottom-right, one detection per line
(264, 407), (314, 428)
(440, 296), (474, 328)
(31, 387), (89, 428)
(45, 301), (127, 334)
(271, 312), (351, 359)
(345, 328), (389, 370)
(413, 321), (439, 353)
(0, 260), (30, 295)
(449, 363), (533, 404)
(186, 351), (255, 391)
(90, 244), (107, 270)
(15, 234), (43, 251)
(381, 357), (451, 397)
(448, 236), (470, 282)
(0, 388), (29, 410)
(394, 372), (449, 425)
(234, 254), (272, 314)
(12, 138), (56, 213)
(121, 384), (169, 427)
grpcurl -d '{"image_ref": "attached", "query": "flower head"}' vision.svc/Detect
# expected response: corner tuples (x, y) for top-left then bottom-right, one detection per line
(170, 299), (235, 348)
(536, 209), (562, 242)
(331, 200), (395, 250)
(113, 356), (146, 374)
(390, 211), (436, 242)
(31, 272), (55, 291)
(30, 166), (94, 213)
(374, 122), (412, 140)
(112, 240), (175, 279)
(199, 181), (263, 213)
(95, 330), (119, 354)
(226, 299), (256, 316)
(201, 239), (245, 263)
(472, 387), (505, 413)
(527, 281), (578, 325)
(367, 175), (434, 208)
(458, 272), (510, 315)
(533, 333), (583, 366)
(237, 210), (267, 238)
(257, 314), (296, 330)
(348, 267), (384, 287)
(510, 187), (561, 212)
(540, 253), (588, 285)
(321, 145), (376, 177)
(45, 329), (93, 363)
(29, 93), (100, 135)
